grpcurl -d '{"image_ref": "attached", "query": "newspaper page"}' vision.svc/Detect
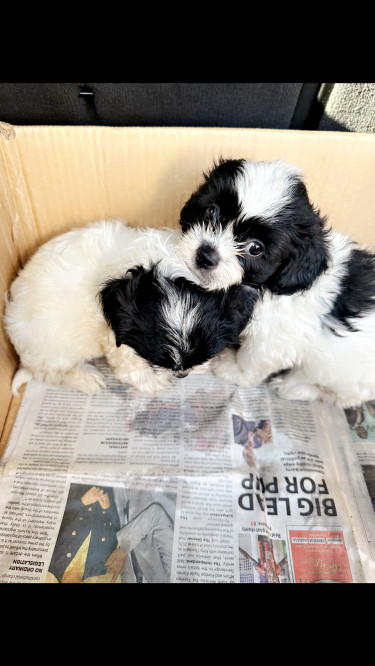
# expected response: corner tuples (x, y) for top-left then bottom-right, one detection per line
(0, 356), (375, 584)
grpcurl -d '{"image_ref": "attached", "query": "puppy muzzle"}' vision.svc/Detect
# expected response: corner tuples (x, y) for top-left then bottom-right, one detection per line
(196, 243), (220, 270)
(174, 369), (190, 379)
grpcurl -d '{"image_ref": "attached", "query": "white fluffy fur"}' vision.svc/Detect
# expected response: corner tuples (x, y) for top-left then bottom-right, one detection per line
(178, 159), (304, 292)
(178, 222), (244, 290)
(213, 231), (375, 408)
(4, 219), (197, 396)
(160, 278), (201, 369)
(237, 159), (303, 220)
(179, 157), (375, 408)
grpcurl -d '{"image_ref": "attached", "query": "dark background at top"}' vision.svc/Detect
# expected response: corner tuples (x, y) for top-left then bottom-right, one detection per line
(0, 83), (373, 133)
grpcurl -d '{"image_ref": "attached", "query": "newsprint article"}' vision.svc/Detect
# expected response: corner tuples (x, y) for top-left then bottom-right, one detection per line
(1, 357), (375, 584)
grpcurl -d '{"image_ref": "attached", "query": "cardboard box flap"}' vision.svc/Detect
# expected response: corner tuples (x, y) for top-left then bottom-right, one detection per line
(1, 124), (375, 263)
(1, 123), (375, 452)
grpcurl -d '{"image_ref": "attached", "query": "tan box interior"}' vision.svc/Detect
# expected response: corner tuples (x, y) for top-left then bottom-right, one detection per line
(1, 122), (375, 458)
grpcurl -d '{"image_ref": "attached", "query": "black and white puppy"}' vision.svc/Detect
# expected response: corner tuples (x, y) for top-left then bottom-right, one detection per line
(5, 219), (256, 395)
(179, 158), (375, 408)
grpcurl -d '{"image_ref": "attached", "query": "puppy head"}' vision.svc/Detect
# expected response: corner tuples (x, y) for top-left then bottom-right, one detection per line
(179, 158), (329, 295)
(99, 264), (257, 377)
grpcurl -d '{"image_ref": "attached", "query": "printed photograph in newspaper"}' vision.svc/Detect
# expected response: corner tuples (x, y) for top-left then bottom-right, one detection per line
(45, 483), (176, 583)
(343, 401), (375, 515)
(343, 401), (375, 443)
(239, 533), (290, 583)
(232, 414), (273, 467)
(289, 529), (352, 583)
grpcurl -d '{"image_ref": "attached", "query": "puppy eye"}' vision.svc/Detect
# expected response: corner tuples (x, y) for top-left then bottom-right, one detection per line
(245, 240), (264, 257)
(203, 204), (219, 224)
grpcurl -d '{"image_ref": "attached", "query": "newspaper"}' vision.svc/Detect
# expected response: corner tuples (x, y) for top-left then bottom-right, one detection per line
(1, 356), (375, 584)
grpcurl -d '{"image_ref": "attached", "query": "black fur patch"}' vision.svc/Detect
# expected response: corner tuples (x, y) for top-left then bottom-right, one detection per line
(234, 181), (330, 294)
(180, 159), (330, 295)
(329, 248), (375, 330)
(180, 158), (245, 231)
(247, 183), (330, 295)
(99, 265), (258, 372)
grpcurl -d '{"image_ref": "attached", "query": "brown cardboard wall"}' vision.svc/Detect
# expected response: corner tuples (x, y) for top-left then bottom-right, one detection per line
(1, 123), (375, 451)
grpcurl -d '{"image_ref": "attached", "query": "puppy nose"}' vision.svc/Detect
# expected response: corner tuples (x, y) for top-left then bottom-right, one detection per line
(196, 243), (220, 269)
(174, 369), (189, 379)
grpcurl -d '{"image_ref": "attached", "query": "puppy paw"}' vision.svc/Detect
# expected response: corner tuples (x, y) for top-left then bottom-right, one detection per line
(274, 376), (320, 402)
(64, 364), (107, 394)
(115, 367), (171, 394)
(137, 372), (172, 395)
(213, 349), (253, 387)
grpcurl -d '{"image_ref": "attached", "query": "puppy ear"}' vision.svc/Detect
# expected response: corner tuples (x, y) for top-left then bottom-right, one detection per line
(99, 270), (144, 347)
(180, 201), (195, 232)
(272, 237), (328, 294)
(223, 284), (258, 343)
(270, 185), (329, 295)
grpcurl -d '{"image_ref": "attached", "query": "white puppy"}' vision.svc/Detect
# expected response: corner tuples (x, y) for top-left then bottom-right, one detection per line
(179, 158), (375, 408)
(4, 219), (255, 395)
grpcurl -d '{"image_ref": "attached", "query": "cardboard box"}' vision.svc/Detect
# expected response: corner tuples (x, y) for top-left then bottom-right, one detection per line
(1, 121), (375, 457)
